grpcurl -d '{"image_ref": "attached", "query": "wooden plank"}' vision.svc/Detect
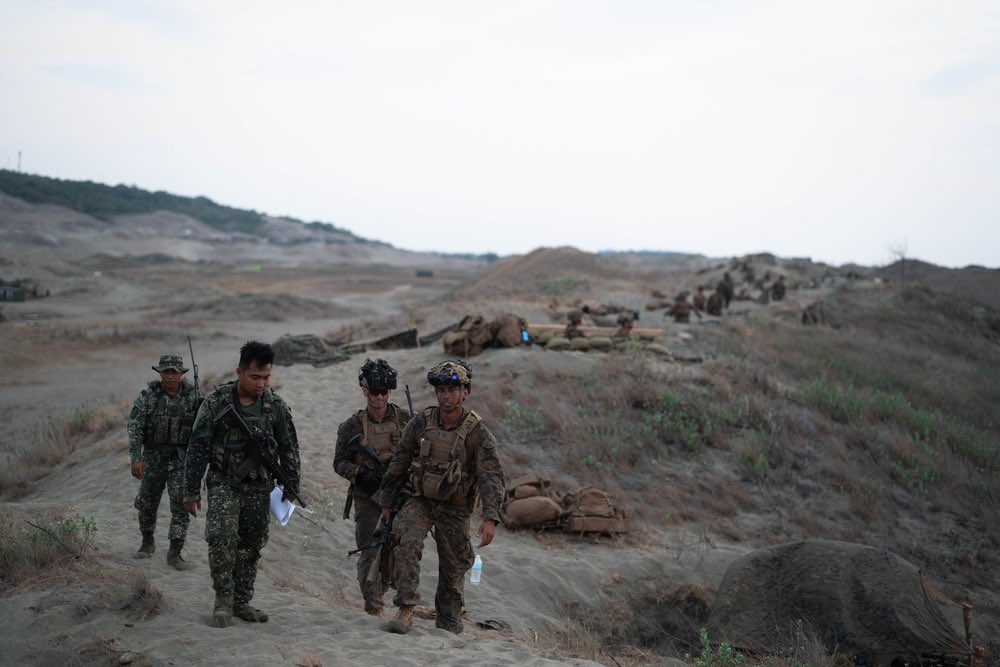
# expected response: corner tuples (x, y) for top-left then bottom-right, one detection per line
(526, 323), (664, 338)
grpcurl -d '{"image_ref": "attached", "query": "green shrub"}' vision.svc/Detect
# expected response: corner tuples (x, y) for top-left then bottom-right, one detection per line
(694, 628), (744, 667)
(0, 513), (97, 589)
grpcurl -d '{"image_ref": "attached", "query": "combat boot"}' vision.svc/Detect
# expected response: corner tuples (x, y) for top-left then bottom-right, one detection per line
(134, 531), (155, 559)
(435, 618), (464, 634)
(363, 598), (384, 617)
(382, 606), (413, 634)
(213, 593), (234, 628)
(166, 539), (193, 571)
(233, 603), (269, 623)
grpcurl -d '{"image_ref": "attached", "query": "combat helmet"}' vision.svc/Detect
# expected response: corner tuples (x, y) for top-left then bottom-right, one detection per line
(566, 309), (583, 323)
(358, 358), (398, 392)
(427, 360), (472, 393)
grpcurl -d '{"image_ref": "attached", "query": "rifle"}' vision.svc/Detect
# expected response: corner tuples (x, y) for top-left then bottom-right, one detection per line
(405, 384), (414, 419)
(187, 335), (201, 401)
(347, 503), (398, 587)
(226, 398), (307, 508)
(342, 427), (394, 519)
(341, 432), (364, 519)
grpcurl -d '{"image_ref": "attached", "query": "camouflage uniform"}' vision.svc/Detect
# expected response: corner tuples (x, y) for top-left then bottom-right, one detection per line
(128, 378), (200, 542)
(667, 296), (692, 323)
(771, 276), (786, 301)
(563, 309), (586, 340)
(378, 406), (505, 631)
(333, 404), (410, 613)
(184, 381), (300, 608)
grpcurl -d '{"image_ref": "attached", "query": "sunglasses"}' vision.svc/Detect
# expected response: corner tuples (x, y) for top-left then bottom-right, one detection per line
(368, 388), (389, 396)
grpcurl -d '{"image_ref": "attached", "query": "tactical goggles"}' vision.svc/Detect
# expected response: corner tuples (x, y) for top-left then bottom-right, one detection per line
(427, 370), (464, 386)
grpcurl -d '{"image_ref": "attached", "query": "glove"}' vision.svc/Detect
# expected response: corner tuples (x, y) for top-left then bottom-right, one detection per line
(356, 463), (370, 481)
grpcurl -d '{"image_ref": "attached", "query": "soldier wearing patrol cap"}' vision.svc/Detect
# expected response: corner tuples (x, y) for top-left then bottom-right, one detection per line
(333, 358), (411, 616)
(377, 360), (506, 635)
(127, 353), (200, 569)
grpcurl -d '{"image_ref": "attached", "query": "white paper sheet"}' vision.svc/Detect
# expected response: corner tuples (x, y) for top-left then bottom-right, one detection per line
(269, 485), (295, 526)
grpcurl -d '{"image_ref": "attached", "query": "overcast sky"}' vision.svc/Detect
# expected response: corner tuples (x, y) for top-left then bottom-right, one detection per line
(2, 1), (998, 267)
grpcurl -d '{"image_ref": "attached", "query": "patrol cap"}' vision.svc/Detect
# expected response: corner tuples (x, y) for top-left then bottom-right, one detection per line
(427, 360), (472, 391)
(359, 358), (397, 392)
(152, 353), (188, 373)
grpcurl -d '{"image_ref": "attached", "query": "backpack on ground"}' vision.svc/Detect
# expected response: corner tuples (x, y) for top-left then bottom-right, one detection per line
(501, 473), (565, 530)
(442, 314), (492, 357)
(490, 313), (528, 348)
(560, 486), (629, 534)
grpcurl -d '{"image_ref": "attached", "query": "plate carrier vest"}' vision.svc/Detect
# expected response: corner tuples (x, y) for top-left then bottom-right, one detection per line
(210, 384), (275, 481)
(408, 407), (482, 507)
(144, 381), (198, 448)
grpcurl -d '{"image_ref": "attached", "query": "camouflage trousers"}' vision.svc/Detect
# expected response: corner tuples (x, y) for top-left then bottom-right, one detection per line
(134, 446), (189, 541)
(204, 478), (270, 605)
(391, 497), (474, 625)
(353, 492), (391, 609)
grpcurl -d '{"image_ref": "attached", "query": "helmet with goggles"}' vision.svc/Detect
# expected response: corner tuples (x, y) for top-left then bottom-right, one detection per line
(427, 360), (472, 392)
(358, 358), (398, 392)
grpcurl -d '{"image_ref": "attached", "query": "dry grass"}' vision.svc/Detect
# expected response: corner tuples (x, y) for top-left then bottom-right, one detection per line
(487, 277), (1000, 658)
(84, 567), (164, 622)
(0, 400), (125, 500)
(0, 508), (98, 592)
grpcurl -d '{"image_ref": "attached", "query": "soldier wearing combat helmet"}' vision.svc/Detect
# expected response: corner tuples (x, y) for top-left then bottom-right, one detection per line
(127, 353), (200, 569)
(563, 308), (586, 340)
(377, 360), (505, 635)
(333, 358), (411, 616)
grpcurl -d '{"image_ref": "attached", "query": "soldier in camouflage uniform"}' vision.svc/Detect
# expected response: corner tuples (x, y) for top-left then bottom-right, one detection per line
(183, 341), (301, 628)
(612, 312), (635, 341)
(334, 358), (411, 617)
(666, 293), (692, 323)
(563, 309), (586, 340)
(128, 353), (200, 569)
(377, 360), (505, 635)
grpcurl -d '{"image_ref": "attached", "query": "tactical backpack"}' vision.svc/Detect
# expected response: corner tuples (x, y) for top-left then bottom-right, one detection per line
(442, 314), (493, 357)
(489, 313), (528, 348)
(560, 486), (629, 534)
(501, 473), (565, 530)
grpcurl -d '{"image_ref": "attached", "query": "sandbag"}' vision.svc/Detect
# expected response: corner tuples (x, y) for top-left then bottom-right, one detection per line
(546, 336), (570, 350)
(589, 335), (613, 351)
(644, 343), (672, 357)
(535, 331), (554, 346)
(569, 337), (591, 351)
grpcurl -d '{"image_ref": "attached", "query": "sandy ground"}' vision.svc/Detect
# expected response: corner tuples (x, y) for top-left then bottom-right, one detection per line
(0, 202), (757, 665)
(8, 199), (955, 666)
(2, 346), (745, 666)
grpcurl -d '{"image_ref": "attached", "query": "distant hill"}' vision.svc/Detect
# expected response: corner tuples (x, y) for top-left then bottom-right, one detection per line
(0, 169), (365, 241)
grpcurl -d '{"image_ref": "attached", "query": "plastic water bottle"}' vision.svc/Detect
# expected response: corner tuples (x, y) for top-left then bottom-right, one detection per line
(520, 329), (530, 343)
(470, 555), (483, 585)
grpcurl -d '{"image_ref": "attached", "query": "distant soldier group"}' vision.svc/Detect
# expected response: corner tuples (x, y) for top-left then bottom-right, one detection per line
(128, 342), (504, 634)
(649, 264), (788, 322)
